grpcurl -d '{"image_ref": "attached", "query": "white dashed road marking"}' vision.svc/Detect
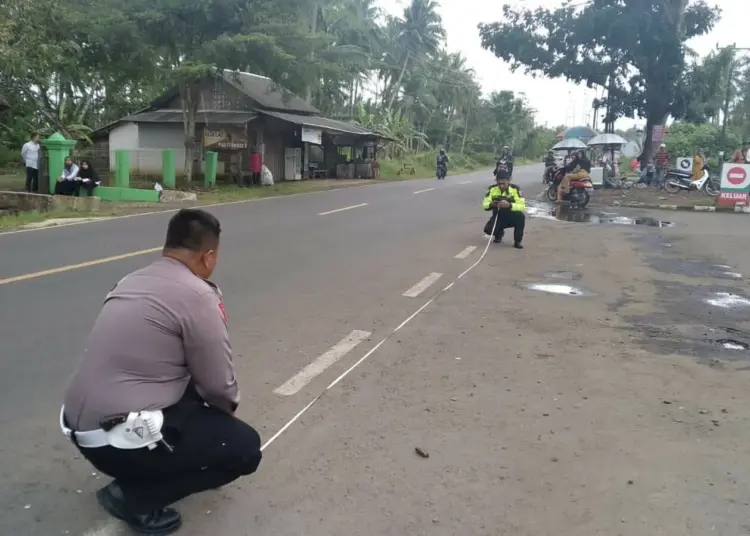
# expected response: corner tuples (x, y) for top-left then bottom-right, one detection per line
(273, 330), (372, 396)
(454, 246), (477, 259)
(413, 188), (435, 194)
(317, 203), (368, 216)
(459, 180), (472, 184)
(402, 272), (443, 298)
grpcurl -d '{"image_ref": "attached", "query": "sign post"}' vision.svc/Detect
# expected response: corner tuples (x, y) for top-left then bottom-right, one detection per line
(717, 163), (750, 208)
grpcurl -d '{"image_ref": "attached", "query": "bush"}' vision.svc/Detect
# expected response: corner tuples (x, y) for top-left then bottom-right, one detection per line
(665, 122), (742, 159)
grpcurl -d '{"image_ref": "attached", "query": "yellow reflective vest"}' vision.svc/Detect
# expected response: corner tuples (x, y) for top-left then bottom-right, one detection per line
(482, 185), (526, 212)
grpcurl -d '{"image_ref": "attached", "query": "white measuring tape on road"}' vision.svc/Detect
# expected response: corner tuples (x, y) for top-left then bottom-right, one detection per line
(260, 215), (499, 452)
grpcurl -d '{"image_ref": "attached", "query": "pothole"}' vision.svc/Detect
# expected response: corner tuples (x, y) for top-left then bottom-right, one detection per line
(525, 283), (589, 296)
(715, 339), (749, 350)
(704, 293), (750, 309)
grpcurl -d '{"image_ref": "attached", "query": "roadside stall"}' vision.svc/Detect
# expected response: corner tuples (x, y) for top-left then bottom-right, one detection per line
(587, 133), (627, 187)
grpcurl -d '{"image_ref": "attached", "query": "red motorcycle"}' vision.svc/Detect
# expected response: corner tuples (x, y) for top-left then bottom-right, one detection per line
(546, 170), (593, 208)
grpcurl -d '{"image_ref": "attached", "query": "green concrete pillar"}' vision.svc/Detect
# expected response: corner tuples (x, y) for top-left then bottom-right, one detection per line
(204, 151), (218, 188)
(114, 150), (130, 188)
(162, 150), (176, 188)
(40, 132), (76, 194)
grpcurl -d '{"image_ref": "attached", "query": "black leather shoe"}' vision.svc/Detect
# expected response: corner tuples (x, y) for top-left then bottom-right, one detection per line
(127, 508), (182, 535)
(97, 482), (182, 535)
(493, 237), (502, 243)
(513, 243), (524, 249)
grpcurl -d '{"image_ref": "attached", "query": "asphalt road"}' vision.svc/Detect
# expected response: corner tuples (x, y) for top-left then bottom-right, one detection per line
(6, 164), (750, 536)
(0, 164), (542, 535)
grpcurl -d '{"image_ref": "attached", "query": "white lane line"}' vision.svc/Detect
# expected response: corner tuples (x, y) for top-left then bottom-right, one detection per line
(317, 203), (368, 216)
(413, 188), (435, 194)
(402, 272), (443, 298)
(260, 227), (498, 453)
(459, 180), (472, 184)
(454, 246), (477, 259)
(274, 330), (372, 396)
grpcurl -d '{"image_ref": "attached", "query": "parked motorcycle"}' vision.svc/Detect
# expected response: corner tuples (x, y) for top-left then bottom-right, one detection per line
(664, 164), (719, 196)
(546, 170), (593, 208)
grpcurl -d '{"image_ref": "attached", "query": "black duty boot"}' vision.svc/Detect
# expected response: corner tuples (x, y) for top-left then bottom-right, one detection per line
(513, 242), (523, 249)
(493, 237), (502, 243)
(97, 482), (182, 535)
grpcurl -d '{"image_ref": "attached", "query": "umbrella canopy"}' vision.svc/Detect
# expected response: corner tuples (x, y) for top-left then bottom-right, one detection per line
(587, 133), (627, 146)
(562, 125), (598, 142)
(552, 138), (587, 151)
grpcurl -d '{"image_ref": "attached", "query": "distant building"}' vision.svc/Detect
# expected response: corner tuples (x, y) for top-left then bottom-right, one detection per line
(92, 70), (383, 181)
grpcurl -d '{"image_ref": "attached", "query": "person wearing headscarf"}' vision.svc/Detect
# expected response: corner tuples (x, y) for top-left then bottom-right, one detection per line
(78, 160), (101, 197)
(692, 149), (705, 182)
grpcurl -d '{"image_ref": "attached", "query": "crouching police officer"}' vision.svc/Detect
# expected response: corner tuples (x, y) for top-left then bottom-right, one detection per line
(60, 208), (261, 535)
(483, 169), (526, 248)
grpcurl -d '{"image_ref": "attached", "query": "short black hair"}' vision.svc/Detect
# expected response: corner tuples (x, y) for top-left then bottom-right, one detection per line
(164, 209), (222, 252)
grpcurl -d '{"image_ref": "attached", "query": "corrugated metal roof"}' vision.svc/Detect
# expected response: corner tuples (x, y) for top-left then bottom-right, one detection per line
(122, 110), (257, 125)
(259, 110), (375, 136)
(220, 70), (320, 115)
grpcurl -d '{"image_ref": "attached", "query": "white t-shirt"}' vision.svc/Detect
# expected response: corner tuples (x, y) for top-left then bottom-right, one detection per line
(21, 141), (40, 169)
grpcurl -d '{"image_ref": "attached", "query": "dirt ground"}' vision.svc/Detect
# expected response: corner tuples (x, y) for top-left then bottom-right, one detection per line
(596, 185), (716, 207)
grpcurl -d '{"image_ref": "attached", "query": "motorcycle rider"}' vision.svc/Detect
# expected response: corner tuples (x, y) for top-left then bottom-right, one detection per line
(482, 168), (526, 248)
(556, 150), (590, 202)
(436, 149), (449, 179)
(495, 146), (514, 177)
(543, 151), (556, 181)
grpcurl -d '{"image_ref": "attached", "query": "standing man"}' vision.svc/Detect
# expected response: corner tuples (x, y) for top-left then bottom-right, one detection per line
(61, 209), (262, 535)
(482, 169), (526, 248)
(654, 143), (670, 188)
(21, 132), (41, 193)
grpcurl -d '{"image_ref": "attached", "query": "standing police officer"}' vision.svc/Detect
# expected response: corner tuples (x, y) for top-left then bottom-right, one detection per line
(61, 208), (261, 535)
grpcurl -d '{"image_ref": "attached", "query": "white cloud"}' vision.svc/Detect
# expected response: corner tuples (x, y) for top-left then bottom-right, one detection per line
(377, 0), (744, 130)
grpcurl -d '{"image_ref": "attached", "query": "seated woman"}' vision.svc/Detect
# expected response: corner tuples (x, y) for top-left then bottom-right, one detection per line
(55, 157), (80, 196)
(78, 160), (101, 196)
(556, 150), (591, 202)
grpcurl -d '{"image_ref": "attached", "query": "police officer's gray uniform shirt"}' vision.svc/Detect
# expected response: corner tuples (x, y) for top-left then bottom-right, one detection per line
(64, 257), (239, 432)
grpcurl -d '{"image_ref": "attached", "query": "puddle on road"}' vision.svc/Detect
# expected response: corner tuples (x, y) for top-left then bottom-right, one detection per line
(525, 283), (590, 296)
(526, 202), (675, 227)
(705, 292), (750, 309)
(715, 339), (749, 350)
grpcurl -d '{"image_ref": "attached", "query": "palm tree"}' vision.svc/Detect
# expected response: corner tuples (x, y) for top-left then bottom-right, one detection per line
(384, 0), (445, 114)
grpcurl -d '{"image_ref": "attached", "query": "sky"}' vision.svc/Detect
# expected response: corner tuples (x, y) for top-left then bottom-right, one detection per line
(376, 0), (744, 130)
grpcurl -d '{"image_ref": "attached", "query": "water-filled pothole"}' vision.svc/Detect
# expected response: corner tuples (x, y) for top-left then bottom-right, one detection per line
(527, 204), (676, 227)
(704, 293), (750, 309)
(715, 339), (749, 350)
(525, 283), (589, 296)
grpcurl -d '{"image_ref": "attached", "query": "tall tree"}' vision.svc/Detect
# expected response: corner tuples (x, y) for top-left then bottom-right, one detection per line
(385, 0), (446, 114)
(478, 0), (719, 162)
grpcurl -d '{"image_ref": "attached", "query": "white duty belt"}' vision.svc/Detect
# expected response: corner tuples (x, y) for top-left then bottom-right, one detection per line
(59, 405), (167, 450)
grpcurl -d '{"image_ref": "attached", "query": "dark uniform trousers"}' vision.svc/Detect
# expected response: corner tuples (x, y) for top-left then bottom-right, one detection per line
(74, 385), (262, 513)
(484, 207), (526, 243)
